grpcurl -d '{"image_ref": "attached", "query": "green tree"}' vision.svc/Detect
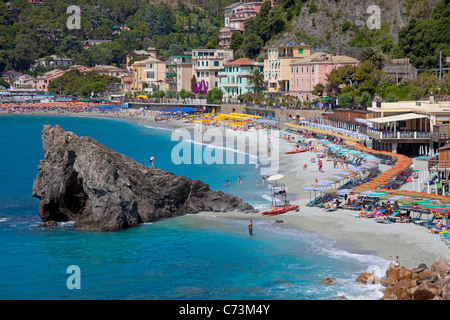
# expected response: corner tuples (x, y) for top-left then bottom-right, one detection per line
(154, 3), (176, 36)
(241, 33), (264, 59)
(206, 88), (223, 104)
(247, 68), (266, 94)
(0, 78), (10, 88)
(179, 89), (192, 99)
(9, 33), (35, 71)
(312, 83), (325, 96)
(230, 32), (243, 51)
(359, 48), (386, 70)
(337, 92), (353, 107)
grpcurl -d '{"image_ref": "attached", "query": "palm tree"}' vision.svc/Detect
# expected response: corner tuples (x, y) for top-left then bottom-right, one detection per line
(359, 48), (386, 70)
(247, 67), (266, 95)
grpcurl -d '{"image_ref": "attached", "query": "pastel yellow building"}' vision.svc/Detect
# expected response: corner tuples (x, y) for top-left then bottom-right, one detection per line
(166, 55), (193, 93)
(131, 57), (167, 94)
(263, 44), (311, 95)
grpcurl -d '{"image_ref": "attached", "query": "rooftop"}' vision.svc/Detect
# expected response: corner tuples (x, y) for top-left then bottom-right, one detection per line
(290, 52), (358, 64)
(263, 43), (311, 49)
(225, 58), (256, 66)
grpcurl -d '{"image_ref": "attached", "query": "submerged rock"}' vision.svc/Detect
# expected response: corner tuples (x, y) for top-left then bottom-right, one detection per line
(32, 125), (257, 232)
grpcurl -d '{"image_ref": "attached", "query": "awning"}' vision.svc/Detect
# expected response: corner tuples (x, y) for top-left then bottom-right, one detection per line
(370, 113), (429, 124)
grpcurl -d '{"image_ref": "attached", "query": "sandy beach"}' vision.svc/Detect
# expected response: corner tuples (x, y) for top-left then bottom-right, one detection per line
(202, 128), (450, 270)
(2, 107), (449, 270)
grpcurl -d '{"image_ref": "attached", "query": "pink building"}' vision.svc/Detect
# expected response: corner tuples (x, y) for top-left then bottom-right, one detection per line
(12, 75), (35, 89)
(219, 1), (272, 48)
(289, 52), (358, 100)
(33, 69), (66, 92)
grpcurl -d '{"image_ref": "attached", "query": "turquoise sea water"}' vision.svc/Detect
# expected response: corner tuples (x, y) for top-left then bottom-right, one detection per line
(0, 114), (388, 300)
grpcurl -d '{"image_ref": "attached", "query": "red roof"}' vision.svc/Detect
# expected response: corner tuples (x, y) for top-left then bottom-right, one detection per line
(225, 58), (255, 66)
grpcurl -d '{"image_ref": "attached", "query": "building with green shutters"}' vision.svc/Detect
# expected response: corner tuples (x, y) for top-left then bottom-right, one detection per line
(218, 58), (264, 102)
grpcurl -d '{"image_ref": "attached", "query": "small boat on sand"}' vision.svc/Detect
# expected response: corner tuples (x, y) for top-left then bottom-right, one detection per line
(286, 148), (308, 154)
(262, 205), (299, 215)
(262, 179), (299, 215)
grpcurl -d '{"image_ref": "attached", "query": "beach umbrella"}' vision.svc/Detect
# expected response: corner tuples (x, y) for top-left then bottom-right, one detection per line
(337, 189), (353, 195)
(267, 174), (285, 182)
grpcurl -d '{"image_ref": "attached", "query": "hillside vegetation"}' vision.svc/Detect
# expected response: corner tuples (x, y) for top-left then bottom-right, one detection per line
(0, 0), (448, 75)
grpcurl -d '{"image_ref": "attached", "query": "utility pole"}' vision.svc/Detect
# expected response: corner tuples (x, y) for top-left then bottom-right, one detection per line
(440, 50), (442, 80)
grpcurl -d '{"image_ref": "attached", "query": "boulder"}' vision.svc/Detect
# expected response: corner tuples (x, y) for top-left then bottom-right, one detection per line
(321, 278), (333, 284)
(385, 266), (400, 281)
(382, 280), (413, 300)
(398, 267), (413, 282)
(32, 125), (257, 232)
(39, 220), (58, 227)
(356, 273), (379, 285)
(413, 282), (440, 300)
(431, 259), (450, 278)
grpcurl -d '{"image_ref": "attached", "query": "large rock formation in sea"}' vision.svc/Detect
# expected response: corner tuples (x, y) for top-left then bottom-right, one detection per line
(32, 125), (257, 231)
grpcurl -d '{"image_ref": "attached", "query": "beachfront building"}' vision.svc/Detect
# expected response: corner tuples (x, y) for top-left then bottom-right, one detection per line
(1, 70), (23, 83)
(192, 49), (234, 93)
(263, 44), (311, 97)
(12, 74), (35, 89)
(121, 75), (133, 95)
(218, 58), (264, 102)
(289, 52), (359, 100)
(131, 57), (167, 94)
(32, 69), (66, 93)
(366, 98), (450, 154)
(219, 0), (269, 48)
(165, 55), (193, 93)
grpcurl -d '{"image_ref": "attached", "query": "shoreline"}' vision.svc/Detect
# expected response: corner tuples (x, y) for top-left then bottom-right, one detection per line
(3, 109), (449, 269)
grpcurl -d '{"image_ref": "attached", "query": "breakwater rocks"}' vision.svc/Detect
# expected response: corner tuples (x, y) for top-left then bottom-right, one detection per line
(356, 259), (450, 300)
(32, 125), (257, 231)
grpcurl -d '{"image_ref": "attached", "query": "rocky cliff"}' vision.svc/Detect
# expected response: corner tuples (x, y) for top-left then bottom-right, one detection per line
(272, 0), (441, 50)
(32, 125), (257, 231)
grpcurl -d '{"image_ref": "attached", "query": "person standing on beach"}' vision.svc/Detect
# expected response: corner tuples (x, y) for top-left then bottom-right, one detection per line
(248, 220), (253, 237)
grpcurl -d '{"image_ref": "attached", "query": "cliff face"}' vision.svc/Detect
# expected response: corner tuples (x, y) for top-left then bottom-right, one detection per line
(273, 0), (441, 50)
(32, 125), (256, 231)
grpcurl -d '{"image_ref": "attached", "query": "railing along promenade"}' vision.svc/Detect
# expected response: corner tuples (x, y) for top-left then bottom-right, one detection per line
(366, 128), (431, 140)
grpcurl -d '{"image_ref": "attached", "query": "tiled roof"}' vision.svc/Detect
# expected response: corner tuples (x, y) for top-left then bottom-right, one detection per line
(225, 58), (255, 66)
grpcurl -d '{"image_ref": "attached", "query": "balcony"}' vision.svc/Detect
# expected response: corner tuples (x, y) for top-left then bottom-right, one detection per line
(366, 128), (431, 141)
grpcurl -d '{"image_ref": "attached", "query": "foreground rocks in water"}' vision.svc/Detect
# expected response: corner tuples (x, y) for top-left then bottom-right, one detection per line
(356, 259), (450, 300)
(32, 125), (257, 231)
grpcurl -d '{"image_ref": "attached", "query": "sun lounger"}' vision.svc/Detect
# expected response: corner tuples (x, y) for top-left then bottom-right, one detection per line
(387, 211), (401, 222)
(375, 216), (392, 224)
